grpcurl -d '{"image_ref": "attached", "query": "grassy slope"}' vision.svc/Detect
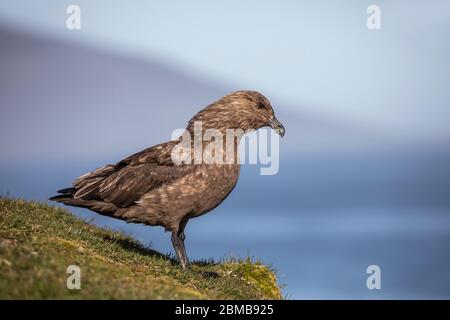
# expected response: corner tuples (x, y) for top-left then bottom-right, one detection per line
(0, 198), (282, 299)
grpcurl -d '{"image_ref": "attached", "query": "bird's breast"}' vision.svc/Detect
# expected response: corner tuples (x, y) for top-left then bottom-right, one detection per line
(189, 164), (240, 217)
(135, 164), (240, 224)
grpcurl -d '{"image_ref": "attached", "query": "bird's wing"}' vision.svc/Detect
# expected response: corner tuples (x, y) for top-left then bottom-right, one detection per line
(71, 140), (194, 208)
(98, 163), (195, 208)
(116, 140), (178, 167)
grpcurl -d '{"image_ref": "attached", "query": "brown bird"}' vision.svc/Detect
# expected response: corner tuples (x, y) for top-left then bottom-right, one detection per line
(50, 90), (285, 269)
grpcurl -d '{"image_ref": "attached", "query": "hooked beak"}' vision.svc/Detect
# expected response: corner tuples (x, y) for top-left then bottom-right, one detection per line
(268, 117), (285, 137)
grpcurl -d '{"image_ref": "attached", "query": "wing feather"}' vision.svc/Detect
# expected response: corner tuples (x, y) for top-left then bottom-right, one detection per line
(99, 164), (195, 207)
(69, 140), (193, 208)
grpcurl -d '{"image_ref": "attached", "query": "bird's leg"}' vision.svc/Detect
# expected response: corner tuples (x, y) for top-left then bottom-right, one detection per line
(172, 218), (189, 269)
(171, 232), (189, 269)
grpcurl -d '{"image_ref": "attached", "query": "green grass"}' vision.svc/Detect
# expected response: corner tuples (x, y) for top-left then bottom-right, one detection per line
(0, 197), (282, 299)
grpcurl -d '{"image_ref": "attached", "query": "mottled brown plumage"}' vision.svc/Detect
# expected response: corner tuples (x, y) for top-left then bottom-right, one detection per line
(50, 90), (285, 268)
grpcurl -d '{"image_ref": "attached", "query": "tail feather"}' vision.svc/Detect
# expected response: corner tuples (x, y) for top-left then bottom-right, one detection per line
(50, 164), (120, 216)
(50, 186), (76, 202)
(57, 187), (76, 195)
(49, 193), (73, 202)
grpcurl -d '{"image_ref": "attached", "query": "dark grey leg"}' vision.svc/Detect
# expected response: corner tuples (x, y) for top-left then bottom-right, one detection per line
(172, 218), (189, 269)
(171, 232), (189, 269)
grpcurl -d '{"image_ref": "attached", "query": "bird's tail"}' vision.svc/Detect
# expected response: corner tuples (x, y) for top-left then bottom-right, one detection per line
(49, 185), (119, 218)
(49, 182), (150, 226)
(49, 187), (76, 202)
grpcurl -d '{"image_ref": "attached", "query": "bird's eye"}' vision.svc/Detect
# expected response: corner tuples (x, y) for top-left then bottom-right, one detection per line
(258, 102), (266, 109)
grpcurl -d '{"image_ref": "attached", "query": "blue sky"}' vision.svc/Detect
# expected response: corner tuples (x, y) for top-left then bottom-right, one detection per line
(0, 0), (449, 147)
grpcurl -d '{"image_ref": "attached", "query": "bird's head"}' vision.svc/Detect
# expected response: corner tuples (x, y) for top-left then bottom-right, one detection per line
(187, 90), (285, 137)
